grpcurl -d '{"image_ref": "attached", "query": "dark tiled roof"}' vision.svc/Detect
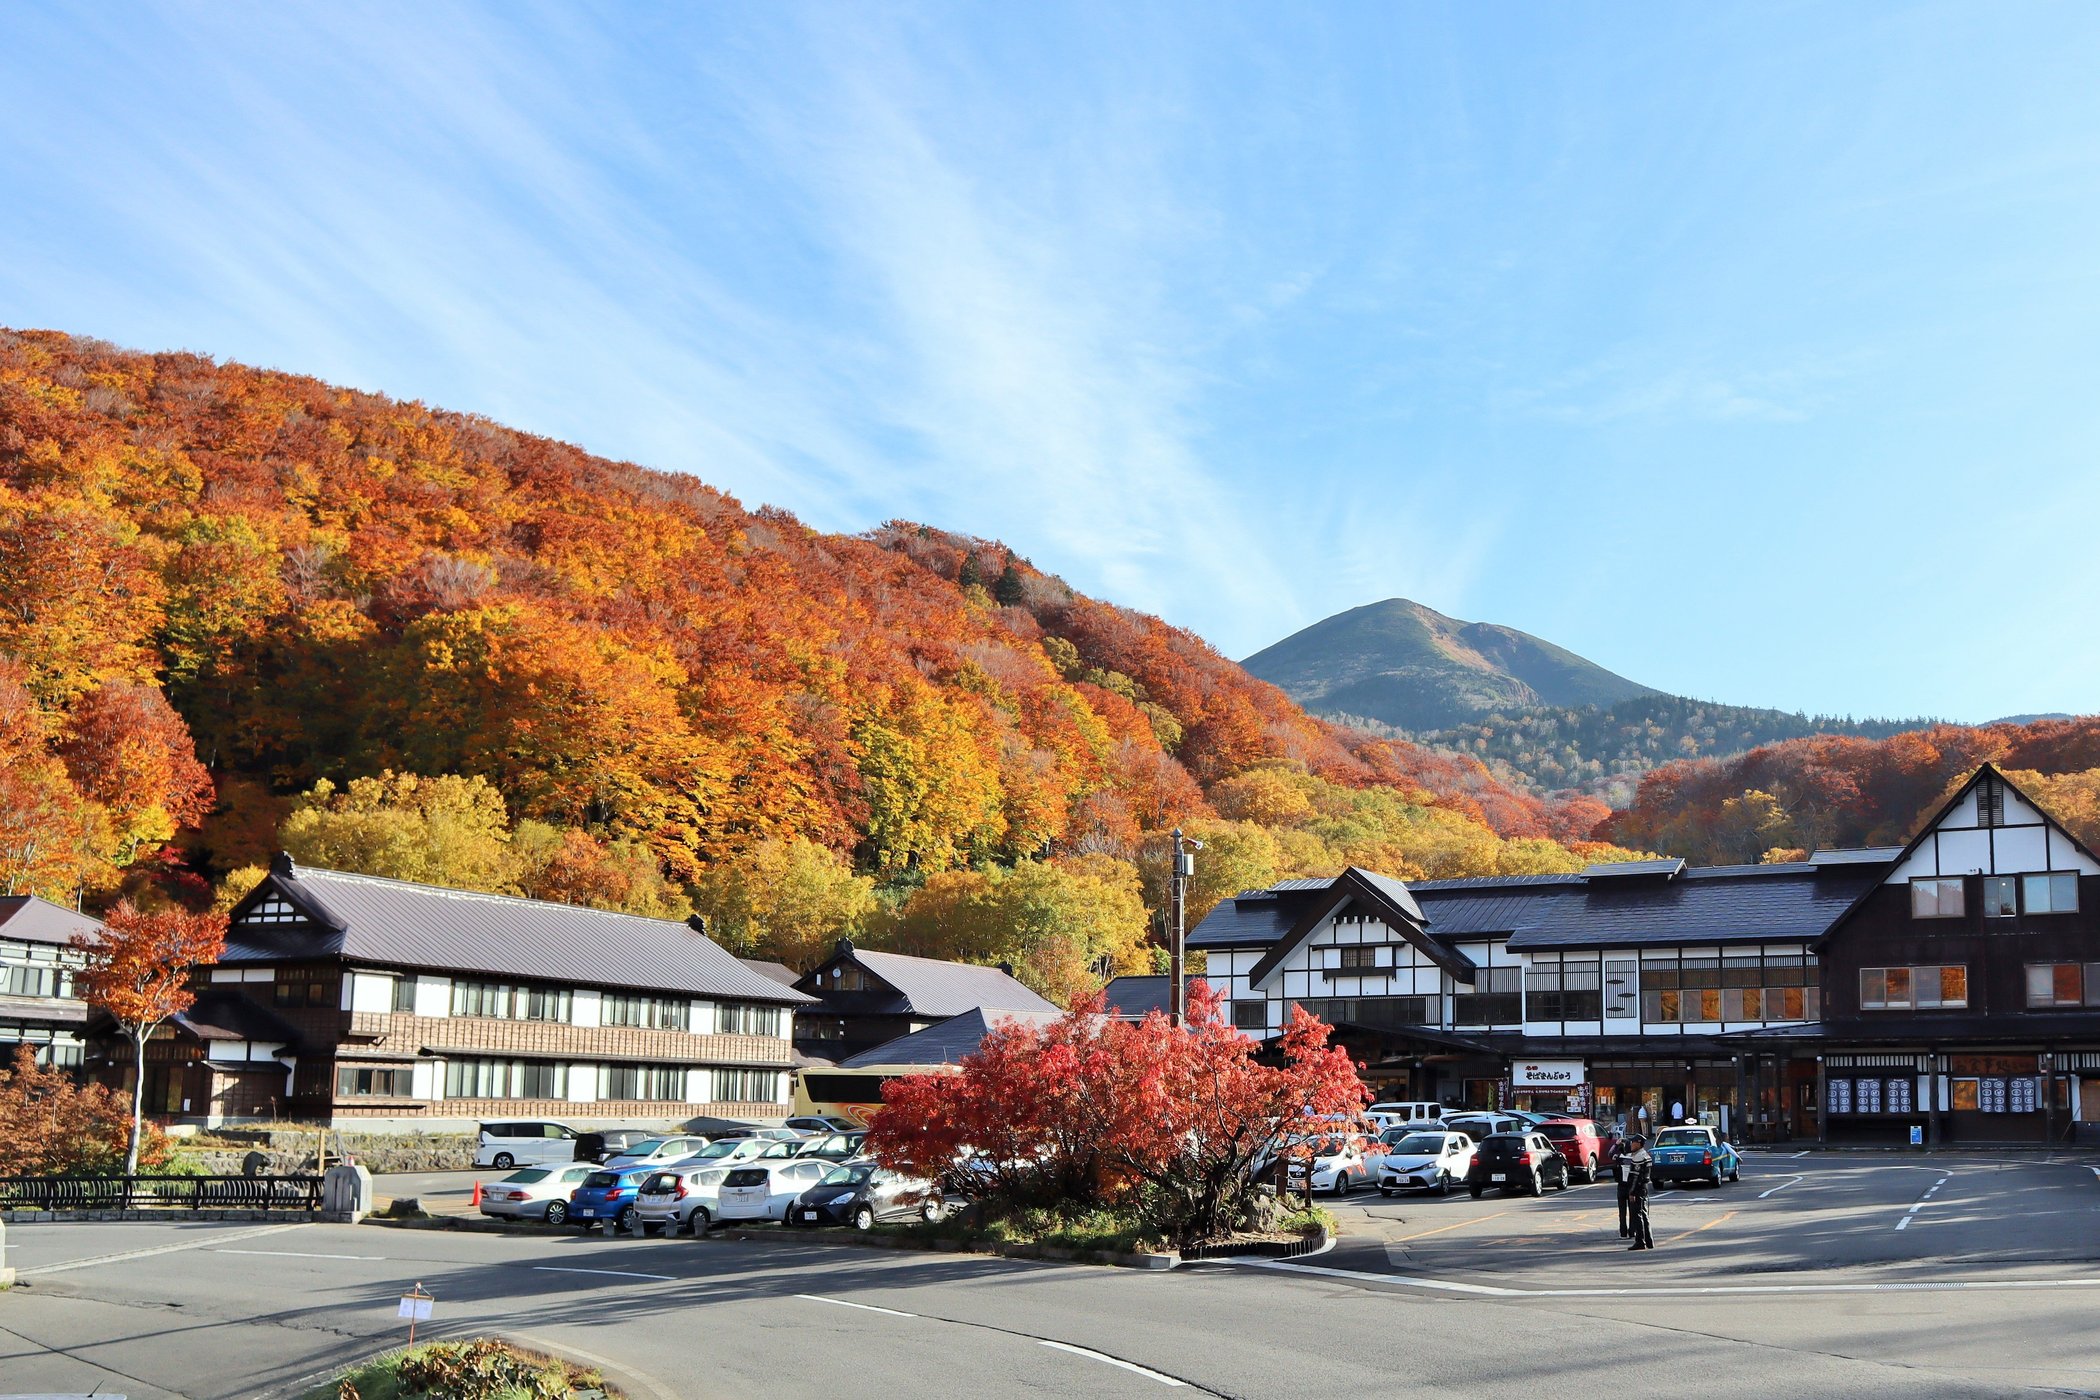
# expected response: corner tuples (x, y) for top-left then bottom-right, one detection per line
(1498, 865), (1885, 950)
(839, 1007), (1062, 1068)
(827, 949), (1057, 1017)
(172, 989), (303, 1044)
(224, 862), (812, 1005)
(0, 896), (100, 947)
(1100, 975), (1184, 1019)
(1186, 887), (1320, 949)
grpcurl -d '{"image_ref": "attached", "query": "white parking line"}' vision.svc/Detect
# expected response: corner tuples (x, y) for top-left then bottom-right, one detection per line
(532, 1265), (676, 1282)
(1757, 1175), (1805, 1199)
(795, 1294), (919, 1317)
(1241, 1257), (2100, 1299)
(213, 1248), (387, 1261)
(27, 1222), (311, 1275)
(1039, 1340), (1187, 1386)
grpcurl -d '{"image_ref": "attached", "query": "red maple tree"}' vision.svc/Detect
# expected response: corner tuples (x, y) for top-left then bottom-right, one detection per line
(71, 901), (227, 1173)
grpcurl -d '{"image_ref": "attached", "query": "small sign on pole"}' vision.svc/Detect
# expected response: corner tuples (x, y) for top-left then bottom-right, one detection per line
(398, 1282), (435, 1345)
(1909, 1124), (1924, 1147)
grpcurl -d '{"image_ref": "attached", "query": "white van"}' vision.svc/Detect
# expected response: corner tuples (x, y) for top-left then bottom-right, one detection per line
(474, 1120), (580, 1169)
(1366, 1101), (1453, 1133)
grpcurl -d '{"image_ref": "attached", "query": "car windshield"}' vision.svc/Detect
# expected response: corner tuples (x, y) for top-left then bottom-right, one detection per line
(642, 1172), (678, 1191)
(691, 1141), (742, 1159)
(582, 1171), (621, 1189)
(502, 1168), (551, 1183)
(621, 1139), (665, 1155)
(1654, 1129), (1708, 1147)
(1539, 1123), (1578, 1140)
(1480, 1135), (1528, 1155)
(821, 1164), (876, 1187)
(1391, 1133), (1448, 1154)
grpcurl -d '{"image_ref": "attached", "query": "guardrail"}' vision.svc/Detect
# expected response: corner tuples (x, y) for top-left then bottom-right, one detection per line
(0, 1174), (324, 1212)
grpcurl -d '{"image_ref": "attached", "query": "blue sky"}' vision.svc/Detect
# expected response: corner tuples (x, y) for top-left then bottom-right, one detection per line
(3, 3), (2097, 722)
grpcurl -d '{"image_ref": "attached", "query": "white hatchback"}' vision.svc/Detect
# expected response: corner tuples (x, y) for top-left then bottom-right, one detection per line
(635, 1165), (733, 1234)
(1378, 1130), (1476, 1196)
(715, 1159), (835, 1222)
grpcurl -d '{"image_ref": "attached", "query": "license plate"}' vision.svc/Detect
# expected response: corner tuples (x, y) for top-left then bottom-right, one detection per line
(576, 1208), (597, 1217)
(801, 1209), (821, 1222)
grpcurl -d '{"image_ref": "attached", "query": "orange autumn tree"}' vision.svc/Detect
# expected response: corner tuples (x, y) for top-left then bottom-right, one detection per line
(71, 901), (227, 1173)
(0, 1045), (172, 1176)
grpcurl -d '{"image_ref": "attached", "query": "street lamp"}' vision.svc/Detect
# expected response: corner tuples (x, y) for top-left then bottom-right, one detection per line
(1169, 829), (1203, 1026)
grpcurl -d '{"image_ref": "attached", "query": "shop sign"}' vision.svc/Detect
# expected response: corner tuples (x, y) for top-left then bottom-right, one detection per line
(1949, 1053), (2040, 1076)
(1512, 1058), (1586, 1089)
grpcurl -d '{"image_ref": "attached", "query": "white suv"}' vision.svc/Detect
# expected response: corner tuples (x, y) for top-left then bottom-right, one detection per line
(474, 1120), (579, 1169)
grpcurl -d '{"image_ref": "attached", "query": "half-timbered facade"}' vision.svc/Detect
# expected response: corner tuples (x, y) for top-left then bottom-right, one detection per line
(1190, 766), (2100, 1146)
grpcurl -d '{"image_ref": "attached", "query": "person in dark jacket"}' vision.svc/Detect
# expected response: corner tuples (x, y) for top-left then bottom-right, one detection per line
(1610, 1133), (1636, 1237)
(1624, 1135), (1655, 1251)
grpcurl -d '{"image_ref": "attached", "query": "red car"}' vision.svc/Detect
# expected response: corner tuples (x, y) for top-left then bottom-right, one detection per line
(1537, 1118), (1605, 1183)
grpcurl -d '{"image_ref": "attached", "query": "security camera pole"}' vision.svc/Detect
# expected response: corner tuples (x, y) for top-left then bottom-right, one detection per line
(1169, 828), (1199, 1025)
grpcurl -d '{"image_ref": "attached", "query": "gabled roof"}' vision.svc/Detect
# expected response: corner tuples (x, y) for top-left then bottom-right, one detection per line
(222, 857), (812, 1005)
(1815, 763), (2100, 949)
(737, 958), (801, 989)
(0, 895), (100, 947)
(1245, 868), (1473, 989)
(1099, 975), (1191, 1020)
(794, 942), (1057, 1017)
(1489, 863), (1883, 950)
(839, 1006), (1063, 1068)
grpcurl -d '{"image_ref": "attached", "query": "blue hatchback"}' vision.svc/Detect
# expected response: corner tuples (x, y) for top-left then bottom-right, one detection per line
(567, 1166), (655, 1232)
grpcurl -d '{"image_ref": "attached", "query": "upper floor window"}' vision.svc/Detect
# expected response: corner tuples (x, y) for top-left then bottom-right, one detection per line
(0, 962), (73, 999)
(1860, 965), (1967, 1011)
(392, 976), (419, 1013)
(1336, 945), (1380, 971)
(450, 981), (513, 1018)
(1451, 967), (1522, 1026)
(2025, 963), (2100, 1008)
(1982, 876), (2020, 918)
(716, 1003), (782, 1037)
(1231, 1000), (1268, 1031)
(603, 992), (689, 1031)
(2025, 872), (2080, 915)
(1976, 778), (2006, 828)
(519, 987), (573, 1023)
(275, 973), (331, 1008)
(1910, 877), (1965, 919)
(1524, 960), (1601, 1021)
(826, 965), (871, 991)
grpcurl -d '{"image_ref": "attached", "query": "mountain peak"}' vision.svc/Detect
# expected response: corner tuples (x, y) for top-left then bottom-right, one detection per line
(1242, 598), (1662, 732)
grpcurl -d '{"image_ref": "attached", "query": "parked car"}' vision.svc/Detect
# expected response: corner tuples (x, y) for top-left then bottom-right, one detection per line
(1285, 1135), (1376, 1196)
(634, 1165), (734, 1235)
(1366, 1101), (1452, 1134)
(567, 1166), (657, 1232)
(1538, 1118), (1606, 1183)
(715, 1159), (836, 1223)
(474, 1120), (580, 1169)
(784, 1115), (859, 1134)
(1445, 1112), (1529, 1143)
(707, 1126), (805, 1141)
(790, 1131), (866, 1162)
(602, 1135), (712, 1170)
(1377, 1131), (1476, 1196)
(1650, 1124), (1741, 1186)
(1466, 1132), (1570, 1197)
(784, 1162), (944, 1230)
(478, 1163), (597, 1224)
(677, 1137), (777, 1169)
(574, 1128), (656, 1164)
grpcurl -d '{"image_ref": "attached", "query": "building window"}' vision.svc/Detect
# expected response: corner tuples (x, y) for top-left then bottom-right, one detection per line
(275, 974), (329, 1008)
(2024, 872), (2080, 915)
(2024, 962), (2100, 1008)
(450, 981), (513, 1018)
(716, 1003), (782, 1037)
(0, 963), (73, 999)
(1860, 965), (1967, 1011)
(1336, 945), (1380, 971)
(1982, 876), (2019, 918)
(1294, 997), (1431, 1030)
(827, 965), (870, 991)
(519, 987), (573, 1023)
(1977, 778), (2005, 827)
(1451, 967), (1522, 1026)
(444, 1057), (567, 1100)
(714, 1068), (781, 1102)
(336, 1066), (414, 1098)
(1231, 1001), (1268, 1031)
(603, 993), (690, 1031)
(1910, 878), (1965, 919)
(392, 977), (419, 1013)
(600, 1064), (687, 1101)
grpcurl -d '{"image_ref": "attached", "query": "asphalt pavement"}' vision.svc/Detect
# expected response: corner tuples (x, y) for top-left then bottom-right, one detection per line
(3, 1150), (2098, 1399)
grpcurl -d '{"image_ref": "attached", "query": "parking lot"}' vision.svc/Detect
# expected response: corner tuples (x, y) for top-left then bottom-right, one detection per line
(6, 1149), (2100, 1398)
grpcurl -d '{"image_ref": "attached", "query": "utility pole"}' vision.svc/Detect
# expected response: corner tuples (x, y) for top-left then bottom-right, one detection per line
(1169, 828), (1197, 1026)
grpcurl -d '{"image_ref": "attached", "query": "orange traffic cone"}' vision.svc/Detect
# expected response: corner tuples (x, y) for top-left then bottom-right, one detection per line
(470, 1180), (482, 1208)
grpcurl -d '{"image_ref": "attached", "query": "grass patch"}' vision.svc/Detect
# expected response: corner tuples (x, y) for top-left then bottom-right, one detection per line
(1277, 1204), (1336, 1237)
(303, 1338), (617, 1400)
(881, 1206), (1165, 1256)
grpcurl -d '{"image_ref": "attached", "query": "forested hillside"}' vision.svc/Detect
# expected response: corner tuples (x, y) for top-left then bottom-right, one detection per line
(0, 330), (1634, 1002)
(1604, 720), (2100, 864)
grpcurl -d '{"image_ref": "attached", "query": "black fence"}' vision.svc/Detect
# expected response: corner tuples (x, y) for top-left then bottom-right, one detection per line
(0, 1174), (324, 1212)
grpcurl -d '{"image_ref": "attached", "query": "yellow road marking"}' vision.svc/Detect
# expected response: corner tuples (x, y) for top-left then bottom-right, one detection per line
(1658, 1209), (1738, 1247)
(1392, 1210), (1512, 1243)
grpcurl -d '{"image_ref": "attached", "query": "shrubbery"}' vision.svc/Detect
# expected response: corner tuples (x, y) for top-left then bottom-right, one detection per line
(0, 1045), (175, 1175)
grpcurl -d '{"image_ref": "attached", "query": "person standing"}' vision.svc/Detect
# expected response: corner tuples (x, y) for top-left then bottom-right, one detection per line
(1610, 1132), (1635, 1238)
(1625, 1134), (1655, 1251)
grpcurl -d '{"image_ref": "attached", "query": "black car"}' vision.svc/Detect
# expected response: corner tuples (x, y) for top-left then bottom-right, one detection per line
(783, 1162), (945, 1230)
(574, 1128), (657, 1164)
(1466, 1131), (1570, 1197)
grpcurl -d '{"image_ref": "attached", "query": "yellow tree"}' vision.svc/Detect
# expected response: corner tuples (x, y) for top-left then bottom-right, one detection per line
(689, 838), (877, 969)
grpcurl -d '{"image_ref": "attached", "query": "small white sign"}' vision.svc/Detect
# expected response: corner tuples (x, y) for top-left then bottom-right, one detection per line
(1512, 1058), (1585, 1089)
(398, 1295), (435, 1322)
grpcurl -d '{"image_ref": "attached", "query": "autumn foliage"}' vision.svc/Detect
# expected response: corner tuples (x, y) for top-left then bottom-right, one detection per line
(866, 985), (1366, 1246)
(0, 1045), (174, 1175)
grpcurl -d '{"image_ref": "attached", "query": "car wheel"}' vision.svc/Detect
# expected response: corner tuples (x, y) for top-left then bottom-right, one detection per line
(1581, 1158), (1597, 1184)
(616, 1204), (639, 1233)
(1331, 1174), (1350, 1198)
(1526, 1169), (1542, 1197)
(1711, 1169), (1724, 1189)
(544, 1201), (568, 1226)
(492, 1153), (515, 1170)
(1469, 1184), (1484, 1199)
(1437, 1172), (1452, 1198)
(852, 1205), (875, 1232)
(689, 1207), (711, 1234)
(1554, 1167), (1571, 1193)
(920, 1195), (947, 1224)
(1729, 1164), (1741, 1183)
